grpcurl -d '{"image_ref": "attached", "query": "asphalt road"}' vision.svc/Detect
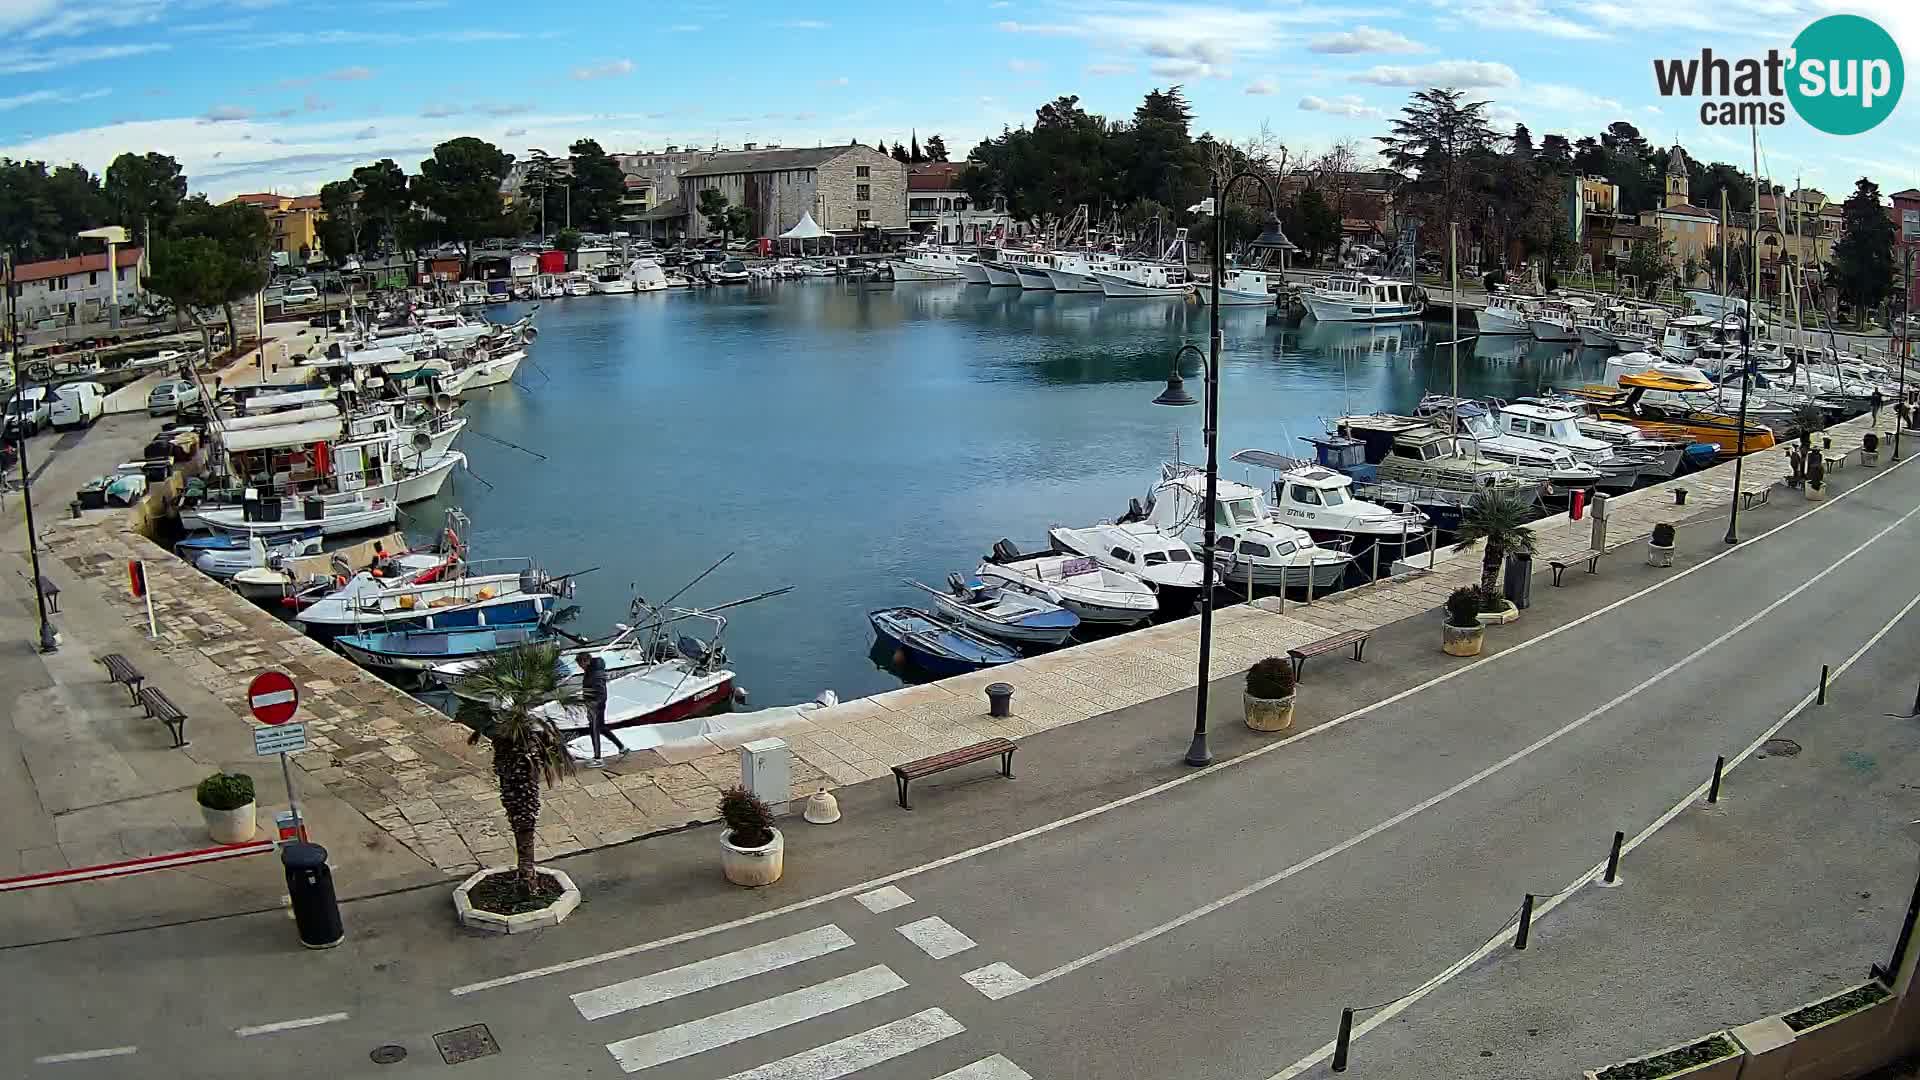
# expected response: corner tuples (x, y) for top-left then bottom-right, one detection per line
(4, 456), (1919, 1080)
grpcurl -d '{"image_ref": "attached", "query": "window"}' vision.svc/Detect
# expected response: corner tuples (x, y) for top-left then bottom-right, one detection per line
(88, 271), (98, 286)
(1143, 551), (1167, 565)
(856, 184), (871, 201)
(857, 209), (871, 223)
(1109, 547), (1135, 563)
(1322, 488), (1346, 506)
(1271, 541), (1298, 556)
(1213, 537), (1236, 552)
(1290, 486), (1322, 505)
(1166, 548), (1192, 563)
(856, 165), (870, 178)
(1239, 541), (1271, 558)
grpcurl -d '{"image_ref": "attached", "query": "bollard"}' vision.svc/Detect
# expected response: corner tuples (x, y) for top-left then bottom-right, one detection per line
(1818, 664), (1830, 705)
(1674, 487), (1688, 506)
(1515, 893), (1535, 950)
(1307, 568), (1316, 604)
(1911, 678), (1920, 718)
(1331, 1008), (1354, 1072)
(986, 682), (1014, 719)
(1371, 543), (1381, 583)
(1707, 755), (1725, 804)
(1600, 830), (1625, 886)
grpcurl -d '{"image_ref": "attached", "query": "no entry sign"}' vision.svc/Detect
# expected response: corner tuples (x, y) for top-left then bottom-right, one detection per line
(247, 671), (300, 726)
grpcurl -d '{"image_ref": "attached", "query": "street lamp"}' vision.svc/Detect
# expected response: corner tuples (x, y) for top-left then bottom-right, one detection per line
(5, 251), (58, 652)
(1153, 166), (1283, 767)
(1724, 185), (1759, 545)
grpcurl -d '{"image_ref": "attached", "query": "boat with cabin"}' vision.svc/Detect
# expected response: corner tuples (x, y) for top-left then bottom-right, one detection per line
(893, 246), (976, 281)
(1147, 468), (1353, 590)
(1227, 450), (1431, 556)
(1048, 518), (1206, 607)
(1477, 290), (1534, 334)
(977, 542), (1159, 626)
(1299, 274), (1423, 322)
(1092, 230), (1193, 298)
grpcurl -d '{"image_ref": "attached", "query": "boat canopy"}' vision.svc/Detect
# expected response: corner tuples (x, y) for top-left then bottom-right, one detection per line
(222, 404), (338, 431)
(245, 387), (336, 412)
(223, 417), (342, 452)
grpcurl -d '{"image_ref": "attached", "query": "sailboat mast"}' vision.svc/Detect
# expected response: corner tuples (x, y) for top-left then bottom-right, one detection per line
(1449, 221), (1459, 437)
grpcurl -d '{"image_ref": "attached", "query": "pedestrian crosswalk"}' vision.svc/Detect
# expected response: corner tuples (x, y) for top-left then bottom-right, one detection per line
(572, 908), (1035, 1078)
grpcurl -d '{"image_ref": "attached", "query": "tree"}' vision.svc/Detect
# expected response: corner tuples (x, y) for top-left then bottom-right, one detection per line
(725, 205), (753, 239)
(167, 195), (270, 351)
(554, 228), (581, 254)
(890, 141), (910, 163)
(450, 643), (579, 892)
(412, 137), (515, 269)
(697, 188), (731, 237)
(1453, 488), (1538, 597)
(1376, 87), (1498, 237)
(1537, 134), (1573, 171)
(568, 138), (627, 233)
(316, 180), (361, 261)
(103, 152), (186, 246)
(1829, 177), (1895, 327)
(909, 131), (923, 163)
(924, 134), (949, 163)
(1623, 236), (1672, 297)
(520, 149), (568, 236)
(352, 158), (411, 251)
(1290, 188), (1342, 263)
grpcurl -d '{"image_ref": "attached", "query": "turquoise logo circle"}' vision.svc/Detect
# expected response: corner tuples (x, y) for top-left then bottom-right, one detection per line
(1787, 15), (1903, 135)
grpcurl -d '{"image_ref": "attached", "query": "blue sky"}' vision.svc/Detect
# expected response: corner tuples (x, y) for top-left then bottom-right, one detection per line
(0, 0), (1914, 202)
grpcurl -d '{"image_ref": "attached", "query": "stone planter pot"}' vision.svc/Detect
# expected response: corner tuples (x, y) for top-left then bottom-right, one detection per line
(1442, 622), (1484, 657)
(1476, 600), (1519, 626)
(1647, 542), (1675, 567)
(201, 801), (256, 844)
(722, 827), (785, 887)
(1861, 450), (1880, 468)
(1582, 1032), (1742, 1080)
(1775, 981), (1894, 1079)
(453, 866), (582, 933)
(1244, 691), (1295, 732)
(1805, 484), (1827, 502)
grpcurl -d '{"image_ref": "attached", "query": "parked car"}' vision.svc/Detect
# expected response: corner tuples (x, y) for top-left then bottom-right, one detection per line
(147, 380), (201, 416)
(50, 382), (107, 429)
(282, 281), (321, 305)
(3, 386), (51, 438)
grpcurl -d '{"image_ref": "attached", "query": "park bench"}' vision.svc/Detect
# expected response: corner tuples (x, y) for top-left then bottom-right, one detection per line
(98, 653), (146, 704)
(1287, 629), (1372, 682)
(1741, 487), (1772, 511)
(34, 576), (59, 613)
(136, 686), (189, 748)
(893, 738), (1015, 809)
(1548, 549), (1607, 587)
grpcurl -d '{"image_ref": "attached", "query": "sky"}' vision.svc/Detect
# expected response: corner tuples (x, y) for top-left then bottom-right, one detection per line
(0, 0), (1915, 203)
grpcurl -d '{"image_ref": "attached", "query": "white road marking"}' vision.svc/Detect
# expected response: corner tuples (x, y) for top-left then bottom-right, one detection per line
(604, 965), (907, 1073)
(711, 1007), (964, 1080)
(960, 962), (1032, 1000)
(574, 925), (855, 1021)
(934, 1055), (1037, 1080)
(854, 886), (914, 913)
(896, 915), (976, 959)
(34, 1047), (138, 1064)
(233, 1012), (349, 1038)
(1265, 573), (1920, 1078)
(450, 457), (1911, 998)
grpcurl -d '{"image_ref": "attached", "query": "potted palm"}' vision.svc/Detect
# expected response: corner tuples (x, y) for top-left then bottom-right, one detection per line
(196, 771), (256, 843)
(1647, 522), (1676, 567)
(1454, 489), (1534, 623)
(448, 642), (584, 932)
(719, 786), (784, 886)
(1861, 431), (1880, 467)
(1244, 657), (1296, 732)
(1805, 452), (1827, 501)
(1443, 587), (1486, 656)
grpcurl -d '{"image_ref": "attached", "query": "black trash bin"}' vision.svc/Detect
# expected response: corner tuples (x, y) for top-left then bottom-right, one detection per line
(986, 682), (1014, 719)
(1503, 552), (1534, 610)
(282, 842), (344, 949)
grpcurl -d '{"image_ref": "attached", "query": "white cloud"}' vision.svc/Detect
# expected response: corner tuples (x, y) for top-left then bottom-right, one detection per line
(1307, 26), (1426, 54)
(0, 0), (167, 41)
(301, 93), (331, 112)
(0, 42), (168, 74)
(998, 2), (1355, 77)
(1351, 60), (1518, 88)
(1151, 58), (1229, 79)
(1300, 94), (1384, 118)
(571, 58), (633, 80)
(351, 125), (377, 140)
(1085, 61), (1135, 75)
(822, 75), (848, 87)
(201, 104), (252, 123)
(1525, 82), (1623, 115)
(504, 126), (527, 137)
(1643, 104), (1661, 114)
(0, 86), (109, 111)
(1246, 77), (1278, 95)
(326, 66), (373, 81)
(1442, 0), (1609, 39)
(781, 18), (828, 29)
(419, 103), (463, 118)
(1006, 58), (1044, 73)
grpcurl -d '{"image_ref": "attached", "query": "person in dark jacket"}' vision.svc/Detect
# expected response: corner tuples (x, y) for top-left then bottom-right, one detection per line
(576, 651), (625, 764)
(1871, 388), (1884, 424)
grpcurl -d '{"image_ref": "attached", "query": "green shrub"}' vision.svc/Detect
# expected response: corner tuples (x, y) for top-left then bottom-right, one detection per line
(1652, 523), (1676, 546)
(1476, 584), (1506, 613)
(719, 785), (775, 848)
(196, 771), (255, 811)
(1783, 982), (1888, 1031)
(1863, 432), (1879, 452)
(1595, 1034), (1736, 1079)
(1445, 587), (1483, 628)
(1246, 657), (1295, 700)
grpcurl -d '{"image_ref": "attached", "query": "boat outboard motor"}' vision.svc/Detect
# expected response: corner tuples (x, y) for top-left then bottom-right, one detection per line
(1118, 497), (1147, 525)
(947, 572), (970, 596)
(990, 539), (1022, 564)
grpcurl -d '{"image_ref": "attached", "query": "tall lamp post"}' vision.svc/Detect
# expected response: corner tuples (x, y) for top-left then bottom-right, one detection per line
(1723, 188), (1759, 545)
(5, 251), (58, 652)
(1153, 166), (1282, 767)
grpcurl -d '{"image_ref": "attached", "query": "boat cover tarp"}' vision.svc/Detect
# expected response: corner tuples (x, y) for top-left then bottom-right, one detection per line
(223, 418), (342, 452)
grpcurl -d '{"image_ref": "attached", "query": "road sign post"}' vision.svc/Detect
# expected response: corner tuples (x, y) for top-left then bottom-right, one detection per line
(248, 672), (306, 843)
(128, 559), (156, 638)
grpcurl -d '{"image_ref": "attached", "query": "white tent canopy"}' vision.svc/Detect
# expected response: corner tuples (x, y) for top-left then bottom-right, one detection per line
(780, 212), (830, 240)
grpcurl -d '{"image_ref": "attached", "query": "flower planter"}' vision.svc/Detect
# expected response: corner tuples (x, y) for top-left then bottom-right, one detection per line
(1805, 485), (1827, 502)
(722, 827), (785, 887)
(1442, 623), (1484, 657)
(202, 801), (257, 844)
(1244, 691), (1295, 732)
(1777, 981), (1893, 1079)
(1477, 600), (1519, 626)
(1584, 1032), (1742, 1080)
(1647, 543), (1675, 568)
(453, 866), (581, 933)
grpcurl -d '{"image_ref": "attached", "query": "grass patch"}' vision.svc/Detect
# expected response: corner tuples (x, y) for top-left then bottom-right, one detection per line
(1595, 1034), (1737, 1079)
(1784, 983), (1890, 1032)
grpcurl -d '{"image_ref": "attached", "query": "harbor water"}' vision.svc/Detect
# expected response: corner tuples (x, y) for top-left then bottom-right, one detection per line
(409, 283), (1608, 707)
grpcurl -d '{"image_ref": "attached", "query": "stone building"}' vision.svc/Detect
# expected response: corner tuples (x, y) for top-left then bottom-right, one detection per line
(1635, 144), (1721, 278)
(677, 144), (906, 240)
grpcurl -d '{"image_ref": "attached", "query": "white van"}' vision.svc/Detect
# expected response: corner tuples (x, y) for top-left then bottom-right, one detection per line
(50, 381), (106, 429)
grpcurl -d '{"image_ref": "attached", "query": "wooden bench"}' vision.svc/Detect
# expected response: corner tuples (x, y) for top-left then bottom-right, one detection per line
(35, 575), (59, 613)
(1548, 549), (1606, 586)
(136, 686), (189, 748)
(1288, 629), (1372, 681)
(1741, 487), (1772, 511)
(98, 653), (145, 704)
(893, 738), (1015, 809)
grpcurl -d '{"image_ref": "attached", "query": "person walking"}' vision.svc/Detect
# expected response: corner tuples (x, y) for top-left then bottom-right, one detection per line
(576, 651), (625, 765)
(1871, 388), (1884, 425)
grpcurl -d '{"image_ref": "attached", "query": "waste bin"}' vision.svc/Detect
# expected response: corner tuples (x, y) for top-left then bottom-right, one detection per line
(281, 842), (344, 949)
(986, 682), (1014, 719)
(1503, 552), (1534, 610)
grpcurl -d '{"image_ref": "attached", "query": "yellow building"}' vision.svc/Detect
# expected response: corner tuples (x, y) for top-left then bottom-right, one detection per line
(1634, 144), (1721, 281)
(228, 192), (326, 265)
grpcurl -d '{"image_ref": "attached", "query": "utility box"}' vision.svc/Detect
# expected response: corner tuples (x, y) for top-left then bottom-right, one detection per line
(1590, 493), (1610, 550)
(740, 738), (791, 810)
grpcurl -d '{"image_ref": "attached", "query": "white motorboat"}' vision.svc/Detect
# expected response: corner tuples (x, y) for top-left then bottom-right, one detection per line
(458, 348), (525, 395)
(1658, 314), (1715, 361)
(893, 247), (973, 281)
(1047, 521), (1205, 600)
(1147, 469), (1352, 590)
(1421, 400), (1606, 492)
(976, 542), (1158, 626)
(192, 532), (322, 580)
(1528, 298), (1592, 343)
(626, 258), (670, 292)
(592, 267), (637, 294)
(1488, 399), (1649, 491)
(1300, 273), (1422, 321)
(982, 249), (1048, 288)
(710, 259), (750, 283)
(1576, 305), (1619, 349)
(1478, 290), (1533, 334)
(297, 566), (564, 640)
(563, 273), (594, 296)
(1196, 267), (1280, 307)
(194, 496), (397, 537)
(1094, 229), (1193, 298)
(1041, 251), (1111, 293)
(909, 576), (1079, 646)
(1228, 451), (1430, 553)
(560, 691), (837, 763)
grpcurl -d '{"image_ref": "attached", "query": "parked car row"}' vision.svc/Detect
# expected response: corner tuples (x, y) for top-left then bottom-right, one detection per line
(4, 380), (108, 438)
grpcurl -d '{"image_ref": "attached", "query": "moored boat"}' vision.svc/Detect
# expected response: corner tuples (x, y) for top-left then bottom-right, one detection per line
(869, 607), (1021, 676)
(909, 576), (1079, 646)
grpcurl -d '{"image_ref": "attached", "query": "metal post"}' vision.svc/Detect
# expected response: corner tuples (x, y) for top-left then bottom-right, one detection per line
(1331, 1008), (1354, 1072)
(1515, 893), (1535, 950)
(1725, 130), (1760, 545)
(1898, 249), (1911, 463)
(141, 561), (157, 638)
(279, 749), (306, 843)
(1818, 663), (1830, 705)
(1707, 755), (1726, 804)
(1910, 678), (1920, 718)
(1186, 169), (1225, 769)
(7, 251), (57, 653)
(1371, 543), (1381, 583)
(1601, 829), (1624, 886)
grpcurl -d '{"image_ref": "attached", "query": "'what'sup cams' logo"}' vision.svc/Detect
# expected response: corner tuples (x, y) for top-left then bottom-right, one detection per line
(1652, 14), (1903, 134)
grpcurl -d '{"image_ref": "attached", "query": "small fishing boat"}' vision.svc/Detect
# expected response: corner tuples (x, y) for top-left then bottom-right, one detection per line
(336, 620), (549, 676)
(1147, 469), (1354, 589)
(869, 607), (1021, 676)
(1047, 518), (1205, 604)
(908, 576), (1079, 646)
(192, 532), (323, 581)
(296, 566), (568, 641)
(175, 526), (321, 555)
(196, 496), (398, 538)
(537, 644), (736, 734)
(976, 542), (1159, 626)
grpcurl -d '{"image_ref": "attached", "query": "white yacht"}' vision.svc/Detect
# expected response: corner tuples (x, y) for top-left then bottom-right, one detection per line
(1488, 399), (1647, 492)
(893, 247), (975, 281)
(1092, 230), (1193, 298)
(1426, 400), (1605, 492)
(1147, 470), (1352, 590)
(981, 248), (1045, 287)
(1047, 521), (1205, 602)
(1196, 267), (1280, 307)
(1299, 274), (1422, 322)
(1041, 251), (1113, 293)
(976, 543), (1158, 626)
(1228, 450), (1430, 554)
(1478, 290), (1533, 334)
(563, 272), (594, 296)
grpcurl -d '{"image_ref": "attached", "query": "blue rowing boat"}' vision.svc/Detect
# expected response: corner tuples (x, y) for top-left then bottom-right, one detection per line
(869, 607), (1020, 677)
(336, 621), (550, 676)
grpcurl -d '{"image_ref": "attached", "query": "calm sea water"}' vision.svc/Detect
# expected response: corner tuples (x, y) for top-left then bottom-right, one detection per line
(407, 283), (1606, 707)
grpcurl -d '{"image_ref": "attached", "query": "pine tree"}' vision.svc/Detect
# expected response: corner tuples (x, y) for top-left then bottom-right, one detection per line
(910, 131), (923, 163)
(890, 141), (910, 163)
(1830, 177), (1896, 327)
(924, 134), (949, 163)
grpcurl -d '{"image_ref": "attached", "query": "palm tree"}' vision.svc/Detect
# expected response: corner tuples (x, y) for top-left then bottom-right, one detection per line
(1454, 488), (1539, 597)
(452, 642), (579, 891)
